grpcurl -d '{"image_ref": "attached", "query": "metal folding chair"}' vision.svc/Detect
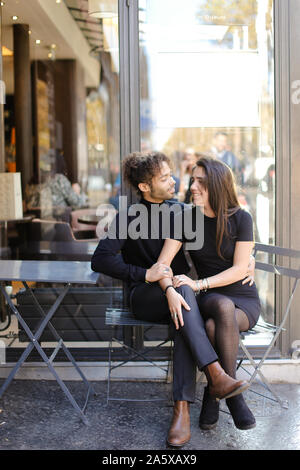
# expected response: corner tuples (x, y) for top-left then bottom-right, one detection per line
(105, 307), (173, 404)
(238, 243), (300, 409)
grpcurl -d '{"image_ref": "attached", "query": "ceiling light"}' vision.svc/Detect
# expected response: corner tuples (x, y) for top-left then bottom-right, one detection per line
(0, 2), (5, 7)
(35, 39), (41, 45)
(12, 15), (18, 21)
(88, 0), (118, 18)
(56, 0), (62, 4)
(47, 44), (57, 61)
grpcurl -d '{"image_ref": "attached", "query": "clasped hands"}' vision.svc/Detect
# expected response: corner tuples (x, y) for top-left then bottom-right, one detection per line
(146, 256), (255, 331)
(145, 263), (190, 330)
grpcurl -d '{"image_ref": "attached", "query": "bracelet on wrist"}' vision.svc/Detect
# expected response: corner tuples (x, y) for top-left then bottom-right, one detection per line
(195, 278), (210, 295)
(164, 285), (174, 295)
(201, 278), (210, 292)
(195, 280), (201, 295)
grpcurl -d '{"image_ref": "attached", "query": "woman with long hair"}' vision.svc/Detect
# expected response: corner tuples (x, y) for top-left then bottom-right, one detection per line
(158, 156), (260, 431)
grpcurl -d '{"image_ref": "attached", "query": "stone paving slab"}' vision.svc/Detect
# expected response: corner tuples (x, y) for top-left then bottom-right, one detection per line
(0, 379), (299, 452)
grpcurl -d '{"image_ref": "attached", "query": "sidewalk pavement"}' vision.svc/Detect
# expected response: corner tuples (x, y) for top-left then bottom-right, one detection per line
(0, 379), (299, 451)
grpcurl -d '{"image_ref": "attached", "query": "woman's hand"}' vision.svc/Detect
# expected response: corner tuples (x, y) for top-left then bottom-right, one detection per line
(166, 287), (191, 330)
(172, 274), (197, 291)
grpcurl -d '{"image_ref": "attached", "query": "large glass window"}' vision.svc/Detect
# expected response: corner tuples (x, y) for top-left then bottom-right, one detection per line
(0, 1), (121, 349)
(3, 0), (120, 224)
(139, 0), (275, 325)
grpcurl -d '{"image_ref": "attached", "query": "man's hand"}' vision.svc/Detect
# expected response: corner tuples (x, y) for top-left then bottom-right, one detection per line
(165, 287), (190, 330)
(145, 263), (173, 283)
(242, 255), (255, 286)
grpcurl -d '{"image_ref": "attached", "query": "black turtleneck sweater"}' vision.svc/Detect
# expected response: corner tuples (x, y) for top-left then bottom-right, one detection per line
(91, 198), (190, 294)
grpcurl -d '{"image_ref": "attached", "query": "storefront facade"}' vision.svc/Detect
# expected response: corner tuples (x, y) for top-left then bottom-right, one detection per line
(0, 0), (299, 359)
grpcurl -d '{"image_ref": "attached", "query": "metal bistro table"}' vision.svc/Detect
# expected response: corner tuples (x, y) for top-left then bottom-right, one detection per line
(0, 260), (100, 425)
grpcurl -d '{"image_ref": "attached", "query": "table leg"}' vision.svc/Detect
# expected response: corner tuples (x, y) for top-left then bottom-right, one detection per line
(0, 341), (35, 398)
(24, 282), (97, 397)
(0, 283), (93, 425)
(26, 337), (90, 425)
(0, 284), (70, 393)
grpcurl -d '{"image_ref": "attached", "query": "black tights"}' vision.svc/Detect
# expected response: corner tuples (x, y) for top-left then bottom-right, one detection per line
(198, 294), (250, 379)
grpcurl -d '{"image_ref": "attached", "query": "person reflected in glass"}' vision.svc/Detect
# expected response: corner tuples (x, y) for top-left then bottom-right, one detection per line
(210, 132), (243, 184)
(178, 147), (197, 202)
(48, 150), (88, 209)
(158, 157), (260, 431)
(25, 150), (88, 216)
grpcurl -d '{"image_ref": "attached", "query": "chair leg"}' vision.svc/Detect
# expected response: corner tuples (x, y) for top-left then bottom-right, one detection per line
(238, 339), (289, 409)
(107, 337), (113, 405)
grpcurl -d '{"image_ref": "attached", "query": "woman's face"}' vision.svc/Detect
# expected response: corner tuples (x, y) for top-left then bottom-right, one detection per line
(190, 166), (210, 209)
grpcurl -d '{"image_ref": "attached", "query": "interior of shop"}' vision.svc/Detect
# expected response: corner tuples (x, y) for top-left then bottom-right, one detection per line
(2, 0), (120, 232)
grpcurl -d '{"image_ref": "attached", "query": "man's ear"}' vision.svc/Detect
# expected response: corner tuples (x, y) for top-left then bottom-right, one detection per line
(138, 182), (150, 194)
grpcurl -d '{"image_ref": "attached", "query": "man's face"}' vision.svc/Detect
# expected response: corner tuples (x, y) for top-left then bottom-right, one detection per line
(141, 161), (176, 203)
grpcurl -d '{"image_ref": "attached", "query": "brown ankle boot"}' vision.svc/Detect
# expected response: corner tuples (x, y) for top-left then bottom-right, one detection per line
(204, 362), (249, 400)
(167, 401), (191, 447)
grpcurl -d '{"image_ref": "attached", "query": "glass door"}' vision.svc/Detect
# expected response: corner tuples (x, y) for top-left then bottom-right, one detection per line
(138, 0), (275, 326)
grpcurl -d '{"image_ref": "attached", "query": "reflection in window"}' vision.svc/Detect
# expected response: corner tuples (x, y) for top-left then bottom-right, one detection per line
(139, 0), (275, 324)
(1, 5), (121, 224)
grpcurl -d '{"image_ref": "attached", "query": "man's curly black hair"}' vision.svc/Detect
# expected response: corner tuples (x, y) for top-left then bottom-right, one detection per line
(122, 151), (171, 196)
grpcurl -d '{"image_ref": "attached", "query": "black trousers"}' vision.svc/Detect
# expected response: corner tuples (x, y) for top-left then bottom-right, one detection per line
(130, 283), (218, 402)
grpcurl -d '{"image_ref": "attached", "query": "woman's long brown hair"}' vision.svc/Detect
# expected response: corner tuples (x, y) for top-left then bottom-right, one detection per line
(194, 157), (241, 259)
